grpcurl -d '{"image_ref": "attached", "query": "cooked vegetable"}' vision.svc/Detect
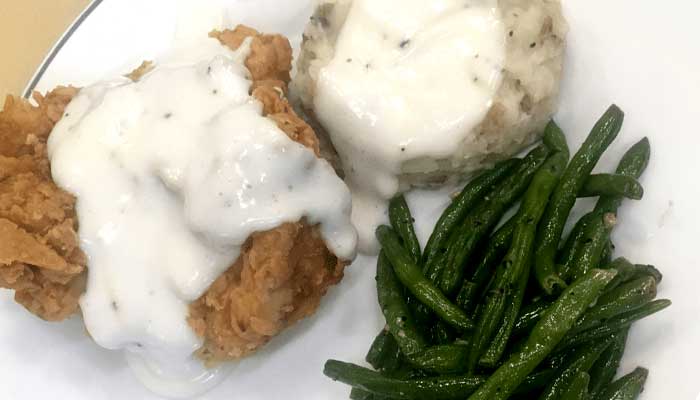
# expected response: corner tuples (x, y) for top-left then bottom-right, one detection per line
(440, 145), (550, 296)
(560, 372), (591, 400)
(377, 226), (473, 331)
(573, 277), (657, 333)
(467, 269), (617, 400)
(557, 299), (671, 351)
(595, 137), (650, 215)
(543, 119), (570, 159)
(564, 212), (616, 281)
(407, 344), (469, 374)
(325, 110), (669, 400)
(580, 174), (643, 200)
(458, 214), (518, 314)
(324, 360), (485, 400)
(534, 105), (624, 294)
(596, 367), (648, 400)
(366, 329), (402, 372)
(389, 195), (422, 264)
(538, 338), (612, 400)
(422, 159), (519, 270)
(588, 329), (629, 398)
(376, 252), (427, 355)
(479, 152), (567, 367)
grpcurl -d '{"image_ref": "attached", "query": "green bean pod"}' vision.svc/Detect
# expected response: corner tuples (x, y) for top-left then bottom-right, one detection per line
(440, 145), (550, 296)
(389, 195), (422, 264)
(377, 226), (474, 331)
(376, 252), (427, 355)
(350, 388), (375, 400)
(556, 299), (671, 351)
(573, 276), (657, 333)
(558, 212), (596, 278)
(479, 152), (568, 367)
(466, 287), (507, 372)
(513, 298), (552, 336)
(467, 269), (617, 400)
(538, 338), (613, 400)
(596, 367), (648, 400)
(513, 368), (558, 396)
(407, 344), (469, 374)
(568, 212), (617, 282)
(595, 137), (651, 214)
(366, 329), (402, 372)
(580, 174), (643, 200)
(534, 105), (624, 294)
(459, 214), (518, 314)
(560, 372), (591, 400)
(479, 266), (530, 368)
(422, 159), (520, 269)
(324, 360), (486, 400)
(543, 119), (571, 159)
(588, 329), (629, 398)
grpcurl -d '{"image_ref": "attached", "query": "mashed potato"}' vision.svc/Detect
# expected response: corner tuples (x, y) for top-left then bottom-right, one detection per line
(294, 0), (567, 251)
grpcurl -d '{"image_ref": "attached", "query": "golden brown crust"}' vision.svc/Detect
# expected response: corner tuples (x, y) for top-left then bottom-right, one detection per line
(191, 25), (346, 363)
(0, 25), (347, 361)
(189, 223), (344, 362)
(0, 87), (87, 321)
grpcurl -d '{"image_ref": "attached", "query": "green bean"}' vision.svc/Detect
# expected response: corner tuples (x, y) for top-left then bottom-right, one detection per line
(589, 329), (629, 398)
(376, 252), (427, 355)
(556, 299), (671, 351)
(538, 338), (613, 400)
(479, 152), (567, 367)
(560, 372), (591, 400)
(456, 281), (479, 311)
(465, 287), (507, 372)
(567, 212), (617, 282)
(574, 276), (657, 334)
(350, 388), (375, 400)
(601, 240), (614, 266)
(366, 329), (402, 372)
(324, 360), (486, 400)
(580, 174), (643, 200)
(595, 137), (651, 214)
(439, 145), (550, 296)
(534, 105), (624, 294)
(377, 226), (474, 331)
(389, 195), (422, 264)
(513, 298), (552, 336)
(430, 321), (456, 345)
(543, 119), (570, 159)
(422, 159), (520, 269)
(605, 258), (662, 292)
(467, 269), (617, 400)
(558, 213), (597, 277)
(596, 367), (648, 400)
(407, 344), (469, 374)
(479, 266), (530, 368)
(513, 368), (558, 395)
(633, 263), (662, 284)
(459, 214), (518, 314)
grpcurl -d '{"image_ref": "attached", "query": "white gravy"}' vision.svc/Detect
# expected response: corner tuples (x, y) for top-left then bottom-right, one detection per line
(47, 36), (356, 397)
(313, 0), (506, 252)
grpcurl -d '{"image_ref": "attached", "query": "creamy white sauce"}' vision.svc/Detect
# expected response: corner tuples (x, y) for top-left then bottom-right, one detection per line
(313, 0), (506, 252)
(47, 36), (356, 398)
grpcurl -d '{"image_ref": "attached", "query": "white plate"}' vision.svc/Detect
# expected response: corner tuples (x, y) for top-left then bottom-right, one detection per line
(2, 0), (700, 399)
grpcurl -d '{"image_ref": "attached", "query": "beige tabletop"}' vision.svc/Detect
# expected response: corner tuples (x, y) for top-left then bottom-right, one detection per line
(0, 0), (91, 99)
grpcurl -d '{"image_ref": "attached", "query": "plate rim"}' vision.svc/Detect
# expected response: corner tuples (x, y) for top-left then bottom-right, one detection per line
(21, 0), (104, 99)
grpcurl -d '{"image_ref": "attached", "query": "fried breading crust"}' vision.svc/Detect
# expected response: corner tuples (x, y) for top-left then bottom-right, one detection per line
(0, 87), (86, 321)
(0, 25), (347, 362)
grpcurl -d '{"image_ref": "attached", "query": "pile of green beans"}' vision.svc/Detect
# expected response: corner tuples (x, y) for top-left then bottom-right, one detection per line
(323, 105), (670, 400)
